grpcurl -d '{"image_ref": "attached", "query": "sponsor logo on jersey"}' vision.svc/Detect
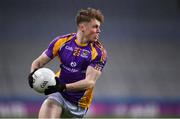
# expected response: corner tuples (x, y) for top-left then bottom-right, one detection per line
(61, 64), (78, 73)
(65, 45), (73, 51)
(70, 61), (77, 67)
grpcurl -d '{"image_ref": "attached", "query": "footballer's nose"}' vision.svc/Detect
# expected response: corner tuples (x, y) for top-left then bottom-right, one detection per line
(97, 28), (101, 33)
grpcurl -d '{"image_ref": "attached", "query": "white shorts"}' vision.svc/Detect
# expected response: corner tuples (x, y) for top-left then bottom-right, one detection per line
(48, 92), (88, 118)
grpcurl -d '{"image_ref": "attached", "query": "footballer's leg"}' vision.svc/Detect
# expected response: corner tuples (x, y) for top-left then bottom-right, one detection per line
(38, 98), (62, 118)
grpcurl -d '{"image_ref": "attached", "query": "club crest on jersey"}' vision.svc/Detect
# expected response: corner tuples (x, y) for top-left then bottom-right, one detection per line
(70, 61), (77, 67)
(81, 50), (89, 58)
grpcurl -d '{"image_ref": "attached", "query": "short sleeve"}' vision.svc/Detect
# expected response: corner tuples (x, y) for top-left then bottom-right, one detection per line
(45, 36), (61, 59)
(45, 34), (74, 59)
(89, 48), (107, 71)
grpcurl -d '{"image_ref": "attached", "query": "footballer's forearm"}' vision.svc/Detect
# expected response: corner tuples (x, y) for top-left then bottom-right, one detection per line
(30, 53), (51, 72)
(66, 66), (101, 91)
(66, 78), (95, 91)
(31, 59), (42, 72)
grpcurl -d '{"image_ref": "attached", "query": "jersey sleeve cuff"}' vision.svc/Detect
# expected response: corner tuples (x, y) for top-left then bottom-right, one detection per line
(45, 49), (54, 59)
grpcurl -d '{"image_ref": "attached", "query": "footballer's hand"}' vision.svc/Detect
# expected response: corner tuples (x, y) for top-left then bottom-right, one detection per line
(44, 77), (66, 95)
(28, 69), (38, 88)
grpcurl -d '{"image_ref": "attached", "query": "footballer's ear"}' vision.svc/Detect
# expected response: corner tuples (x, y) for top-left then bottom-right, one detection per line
(78, 23), (86, 32)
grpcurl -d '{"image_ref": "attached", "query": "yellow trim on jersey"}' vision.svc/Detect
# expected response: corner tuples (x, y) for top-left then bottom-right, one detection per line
(55, 69), (61, 77)
(52, 36), (73, 57)
(75, 39), (88, 46)
(91, 44), (98, 60)
(78, 88), (94, 108)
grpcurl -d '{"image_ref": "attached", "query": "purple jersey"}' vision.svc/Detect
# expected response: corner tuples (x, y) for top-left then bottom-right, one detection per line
(45, 33), (107, 108)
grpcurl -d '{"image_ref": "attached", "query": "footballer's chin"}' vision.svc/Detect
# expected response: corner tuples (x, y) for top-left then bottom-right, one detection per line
(95, 35), (99, 39)
(95, 36), (99, 41)
(90, 37), (98, 42)
(88, 35), (99, 42)
(93, 35), (99, 40)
